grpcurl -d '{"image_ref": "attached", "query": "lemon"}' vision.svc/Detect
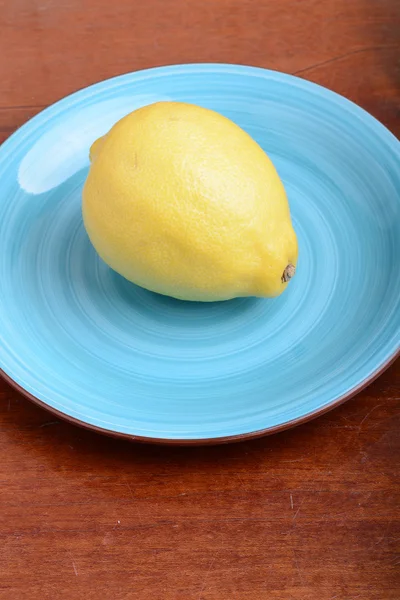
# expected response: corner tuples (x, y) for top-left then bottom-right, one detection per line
(82, 102), (298, 301)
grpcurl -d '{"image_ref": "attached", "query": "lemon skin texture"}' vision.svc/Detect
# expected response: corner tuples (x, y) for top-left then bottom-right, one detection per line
(82, 102), (298, 301)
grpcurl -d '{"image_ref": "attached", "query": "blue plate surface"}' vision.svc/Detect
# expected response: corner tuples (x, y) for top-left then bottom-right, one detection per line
(0, 64), (399, 443)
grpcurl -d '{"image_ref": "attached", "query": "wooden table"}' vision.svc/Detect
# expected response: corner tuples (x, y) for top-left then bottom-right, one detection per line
(1, 1), (399, 598)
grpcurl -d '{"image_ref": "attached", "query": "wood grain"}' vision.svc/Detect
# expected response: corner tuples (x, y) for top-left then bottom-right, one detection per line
(0, 1), (399, 598)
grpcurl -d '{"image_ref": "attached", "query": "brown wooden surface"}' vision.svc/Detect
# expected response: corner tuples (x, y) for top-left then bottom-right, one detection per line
(0, 1), (399, 598)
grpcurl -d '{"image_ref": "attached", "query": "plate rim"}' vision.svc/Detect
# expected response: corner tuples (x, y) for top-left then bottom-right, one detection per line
(2, 62), (400, 156)
(1, 62), (399, 444)
(1, 350), (398, 445)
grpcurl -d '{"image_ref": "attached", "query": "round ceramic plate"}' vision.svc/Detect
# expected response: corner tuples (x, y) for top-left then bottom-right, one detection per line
(0, 64), (399, 444)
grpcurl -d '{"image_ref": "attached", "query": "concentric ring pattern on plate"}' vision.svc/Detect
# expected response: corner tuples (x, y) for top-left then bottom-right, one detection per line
(0, 64), (399, 441)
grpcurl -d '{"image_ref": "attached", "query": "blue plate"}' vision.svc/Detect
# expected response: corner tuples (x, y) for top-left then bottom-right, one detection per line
(0, 64), (399, 443)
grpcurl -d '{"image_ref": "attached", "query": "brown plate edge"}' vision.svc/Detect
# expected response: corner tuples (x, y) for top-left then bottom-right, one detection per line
(1, 349), (399, 446)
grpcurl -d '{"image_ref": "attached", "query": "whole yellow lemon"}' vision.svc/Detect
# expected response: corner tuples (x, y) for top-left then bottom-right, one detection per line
(82, 102), (298, 301)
